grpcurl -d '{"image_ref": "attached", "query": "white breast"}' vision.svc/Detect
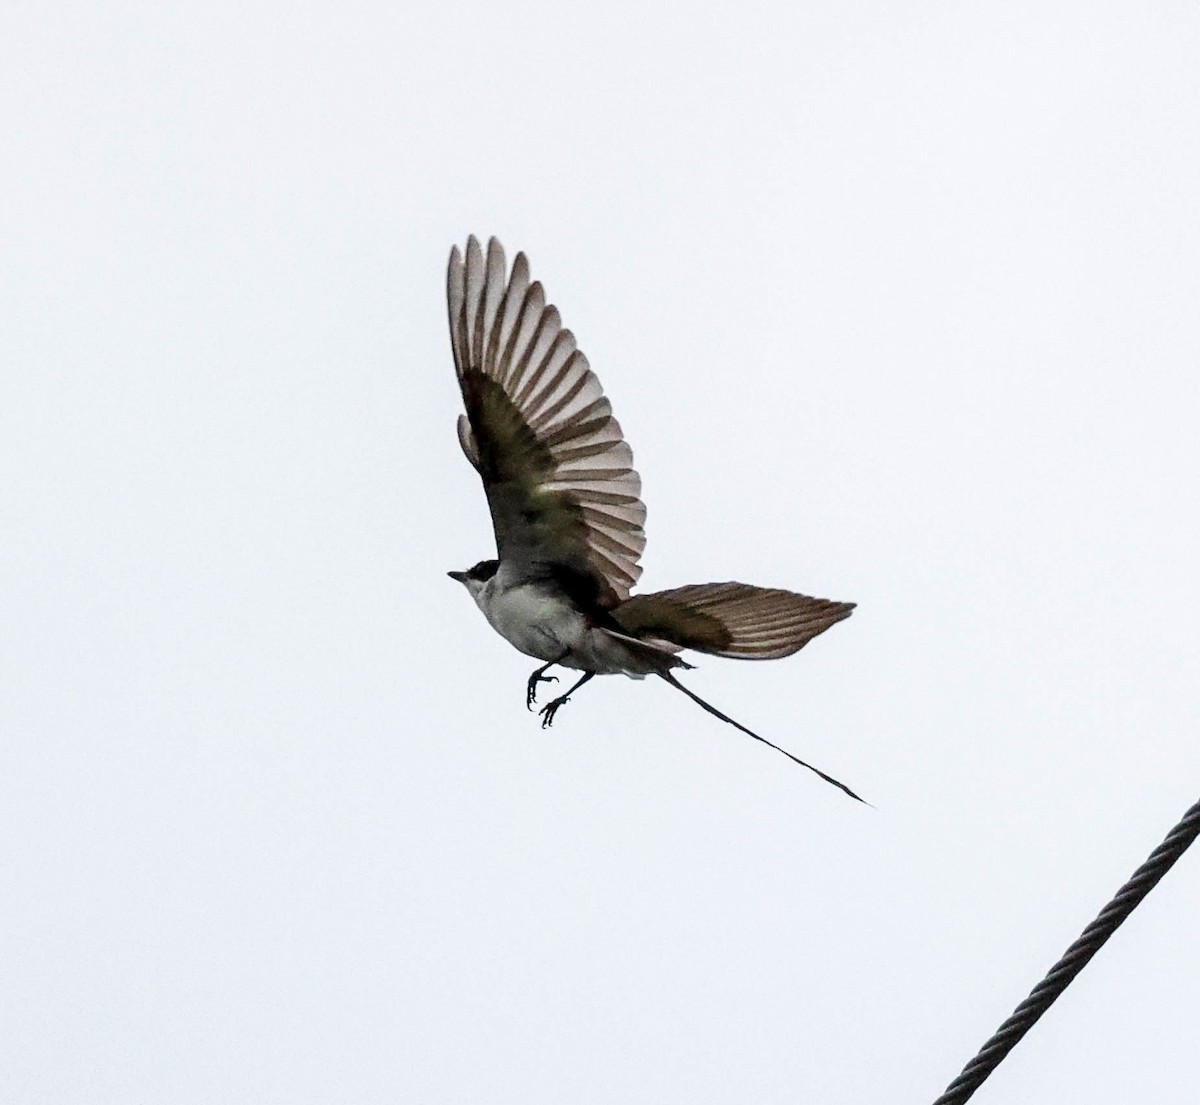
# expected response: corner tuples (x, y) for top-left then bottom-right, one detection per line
(474, 576), (589, 663)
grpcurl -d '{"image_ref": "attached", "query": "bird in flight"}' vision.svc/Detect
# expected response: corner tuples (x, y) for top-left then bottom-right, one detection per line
(446, 236), (862, 801)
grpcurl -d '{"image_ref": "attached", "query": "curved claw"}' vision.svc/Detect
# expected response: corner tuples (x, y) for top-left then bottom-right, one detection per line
(526, 671), (559, 710)
(539, 695), (570, 728)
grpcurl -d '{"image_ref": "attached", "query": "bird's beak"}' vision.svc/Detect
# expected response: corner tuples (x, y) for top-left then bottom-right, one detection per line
(447, 570), (468, 583)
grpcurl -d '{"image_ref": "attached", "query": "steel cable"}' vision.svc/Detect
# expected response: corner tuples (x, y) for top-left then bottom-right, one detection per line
(932, 796), (1200, 1105)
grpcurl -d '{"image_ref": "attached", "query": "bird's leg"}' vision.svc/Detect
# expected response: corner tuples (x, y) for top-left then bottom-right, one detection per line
(539, 671), (595, 729)
(526, 654), (568, 710)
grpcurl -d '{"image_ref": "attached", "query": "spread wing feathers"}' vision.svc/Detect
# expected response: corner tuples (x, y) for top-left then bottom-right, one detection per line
(613, 583), (855, 660)
(447, 236), (646, 607)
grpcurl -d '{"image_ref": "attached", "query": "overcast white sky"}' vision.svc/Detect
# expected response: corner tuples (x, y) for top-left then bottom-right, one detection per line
(3, 2), (1199, 1102)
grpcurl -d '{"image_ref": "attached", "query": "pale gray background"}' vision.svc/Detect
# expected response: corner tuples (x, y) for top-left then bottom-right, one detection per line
(3, 3), (1199, 1102)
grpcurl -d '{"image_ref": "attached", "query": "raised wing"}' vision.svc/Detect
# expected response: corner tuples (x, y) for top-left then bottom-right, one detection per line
(613, 583), (854, 659)
(447, 236), (646, 608)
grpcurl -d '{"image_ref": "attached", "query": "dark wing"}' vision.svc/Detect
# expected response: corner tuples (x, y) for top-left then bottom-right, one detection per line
(613, 583), (854, 659)
(447, 236), (646, 609)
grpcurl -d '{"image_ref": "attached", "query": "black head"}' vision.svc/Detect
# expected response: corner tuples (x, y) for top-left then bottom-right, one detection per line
(447, 559), (499, 584)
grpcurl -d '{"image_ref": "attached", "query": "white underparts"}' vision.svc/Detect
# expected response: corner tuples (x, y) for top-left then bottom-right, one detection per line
(465, 566), (666, 677)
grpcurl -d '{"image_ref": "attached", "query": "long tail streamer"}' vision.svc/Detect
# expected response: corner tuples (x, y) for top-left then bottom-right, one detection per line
(659, 671), (866, 804)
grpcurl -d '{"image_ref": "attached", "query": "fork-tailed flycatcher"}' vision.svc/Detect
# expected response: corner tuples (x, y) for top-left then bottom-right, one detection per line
(446, 236), (862, 802)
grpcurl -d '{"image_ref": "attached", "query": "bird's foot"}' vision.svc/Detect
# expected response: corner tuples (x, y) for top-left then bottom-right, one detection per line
(539, 694), (571, 728)
(526, 670), (558, 710)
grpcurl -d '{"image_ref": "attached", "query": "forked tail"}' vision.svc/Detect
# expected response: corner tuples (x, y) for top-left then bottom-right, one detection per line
(659, 671), (867, 804)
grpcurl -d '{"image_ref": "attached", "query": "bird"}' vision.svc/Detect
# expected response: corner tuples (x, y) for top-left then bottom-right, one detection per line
(445, 236), (862, 801)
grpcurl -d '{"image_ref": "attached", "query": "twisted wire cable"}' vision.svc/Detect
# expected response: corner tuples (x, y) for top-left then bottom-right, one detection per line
(932, 796), (1200, 1105)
